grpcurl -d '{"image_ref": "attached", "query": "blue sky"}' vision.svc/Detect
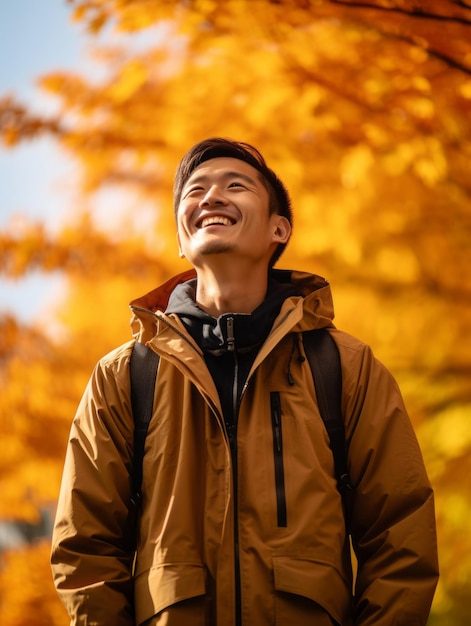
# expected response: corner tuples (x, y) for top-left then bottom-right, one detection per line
(0, 1), (89, 322)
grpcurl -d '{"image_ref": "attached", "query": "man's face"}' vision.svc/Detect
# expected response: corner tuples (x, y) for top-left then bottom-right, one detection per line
(176, 157), (290, 268)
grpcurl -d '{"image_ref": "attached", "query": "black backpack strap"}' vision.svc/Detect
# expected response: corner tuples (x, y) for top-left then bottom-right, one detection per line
(303, 329), (352, 518)
(129, 341), (160, 508)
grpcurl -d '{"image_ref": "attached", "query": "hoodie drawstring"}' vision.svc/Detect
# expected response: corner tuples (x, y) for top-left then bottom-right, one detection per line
(287, 334), (305, 386)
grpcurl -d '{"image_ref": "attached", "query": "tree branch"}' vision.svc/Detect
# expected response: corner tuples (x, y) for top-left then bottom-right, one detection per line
(320, 0), (471, 75)
(327, 0), (471, 25)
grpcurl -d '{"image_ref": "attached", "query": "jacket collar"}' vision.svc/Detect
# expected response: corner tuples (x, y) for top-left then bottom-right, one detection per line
(164, 276), (300, 354)
(129, 269), (335, 343)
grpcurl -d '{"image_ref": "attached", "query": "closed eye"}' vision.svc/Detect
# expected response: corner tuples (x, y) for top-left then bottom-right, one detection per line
(184, 186), (204, 197)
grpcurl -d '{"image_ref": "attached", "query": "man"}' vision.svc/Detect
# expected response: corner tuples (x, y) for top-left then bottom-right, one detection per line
(51, 138), (439, 625)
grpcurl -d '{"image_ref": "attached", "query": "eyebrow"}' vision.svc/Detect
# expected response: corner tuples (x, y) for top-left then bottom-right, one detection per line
(184, 170), (259, 189)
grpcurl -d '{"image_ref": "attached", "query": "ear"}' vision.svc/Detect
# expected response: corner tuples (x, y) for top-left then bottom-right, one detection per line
(271, 215), (291, 244)
(176, 232), (185, 258)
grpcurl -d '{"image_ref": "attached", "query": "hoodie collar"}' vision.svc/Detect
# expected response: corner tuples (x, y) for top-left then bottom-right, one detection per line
(165, 276), (300, 354)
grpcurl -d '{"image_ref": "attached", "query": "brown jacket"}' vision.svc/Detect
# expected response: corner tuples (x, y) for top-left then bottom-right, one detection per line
(51, 270), (438, 625)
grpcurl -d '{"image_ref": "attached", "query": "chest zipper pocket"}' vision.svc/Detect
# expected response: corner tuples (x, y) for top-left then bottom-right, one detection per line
(271, 391), (287, 528)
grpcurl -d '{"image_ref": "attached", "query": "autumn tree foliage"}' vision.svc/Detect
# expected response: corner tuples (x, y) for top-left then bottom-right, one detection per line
(1, 1), (471, 623)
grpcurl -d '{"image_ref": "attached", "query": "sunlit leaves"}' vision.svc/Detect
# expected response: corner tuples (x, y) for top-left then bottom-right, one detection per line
(107, 59), (148, 102)
(0, 214), (169, 279)
(1, 1), (471, 623)
(0, 97), (62, 146)
(0, 542), (65, 626)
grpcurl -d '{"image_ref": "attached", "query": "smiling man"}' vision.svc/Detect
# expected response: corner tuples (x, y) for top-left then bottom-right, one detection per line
(51, 138), (439, 626)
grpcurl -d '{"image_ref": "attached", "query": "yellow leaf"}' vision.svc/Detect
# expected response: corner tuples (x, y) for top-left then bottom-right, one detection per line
(376, 246), (420, 283)
(458, 80), (471, 99)
(406, 96), (435, 119)
(340, 144), (374, 189)
(108, 60), (148, 103)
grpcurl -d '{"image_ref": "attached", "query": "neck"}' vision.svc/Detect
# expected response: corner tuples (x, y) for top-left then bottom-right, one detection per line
(194, 261), (270, 317)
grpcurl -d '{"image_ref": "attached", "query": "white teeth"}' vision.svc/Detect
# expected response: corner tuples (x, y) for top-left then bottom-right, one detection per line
(200, 216), (233, 228)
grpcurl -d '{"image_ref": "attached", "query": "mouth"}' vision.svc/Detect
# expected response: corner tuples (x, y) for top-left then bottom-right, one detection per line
(196, 215), (236, 229)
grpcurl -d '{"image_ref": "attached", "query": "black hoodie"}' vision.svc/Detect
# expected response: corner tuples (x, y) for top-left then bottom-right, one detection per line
(165, 276), (300, 430)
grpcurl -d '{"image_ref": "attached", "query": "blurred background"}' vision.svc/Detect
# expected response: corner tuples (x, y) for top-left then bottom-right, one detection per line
(1, 1), (470, 624)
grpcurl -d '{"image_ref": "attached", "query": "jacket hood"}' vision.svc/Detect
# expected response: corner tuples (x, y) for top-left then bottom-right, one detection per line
(164, 275), (300, 354)
(129, 268), (335, 343)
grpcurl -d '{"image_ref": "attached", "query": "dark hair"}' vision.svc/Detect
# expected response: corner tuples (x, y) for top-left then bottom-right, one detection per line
(173, 137), (293, 266)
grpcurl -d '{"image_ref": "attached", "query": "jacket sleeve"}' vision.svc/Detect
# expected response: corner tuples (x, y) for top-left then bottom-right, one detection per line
(339, 335), (439, 626)
(51, 342), (136, 626)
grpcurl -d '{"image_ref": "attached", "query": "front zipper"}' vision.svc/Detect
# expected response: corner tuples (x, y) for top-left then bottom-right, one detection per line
(270, 391), (287, 527)
(226, 316), (242, 626)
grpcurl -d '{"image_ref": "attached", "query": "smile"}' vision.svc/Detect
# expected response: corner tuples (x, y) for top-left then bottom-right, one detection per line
(198, 215), (235, 228)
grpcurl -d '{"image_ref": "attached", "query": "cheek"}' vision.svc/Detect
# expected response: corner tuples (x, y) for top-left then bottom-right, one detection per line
(177, 199), (195, 220)
(176, 206), (190, 233)
(176, 208), (195, 253)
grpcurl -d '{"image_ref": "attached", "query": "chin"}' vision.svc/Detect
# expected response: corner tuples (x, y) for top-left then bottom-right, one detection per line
(199, 242), (235, 255)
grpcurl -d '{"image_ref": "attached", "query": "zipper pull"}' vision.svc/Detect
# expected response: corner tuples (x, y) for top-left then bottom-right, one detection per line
(226, 421), (236, 447)
(227, 316), (235, 352)
(271, 392), (282, 452)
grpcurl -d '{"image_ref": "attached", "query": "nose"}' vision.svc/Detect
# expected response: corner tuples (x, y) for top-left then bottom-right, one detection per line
(199, 185), (228, 207)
